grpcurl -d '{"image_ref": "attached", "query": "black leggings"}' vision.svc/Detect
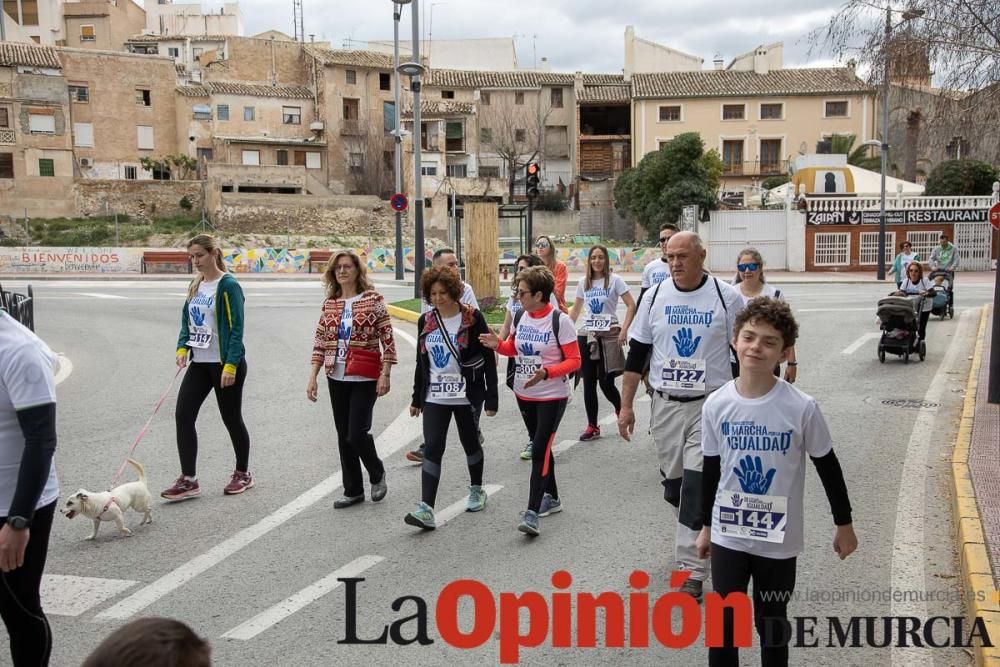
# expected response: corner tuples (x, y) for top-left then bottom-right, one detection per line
(421, 402), (484, 507)
(329, 379), (385, 497)
(918, 310), (930, 340)
(710, 542), (797, 667)
(517, 398), (566, 512)
(0, 501), (56, 667)
(577, 336), (621, 426)
(175, 360), (251, 477)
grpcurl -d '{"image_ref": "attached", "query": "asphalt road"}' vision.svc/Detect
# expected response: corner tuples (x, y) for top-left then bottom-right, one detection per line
(0, 277), (994, 667)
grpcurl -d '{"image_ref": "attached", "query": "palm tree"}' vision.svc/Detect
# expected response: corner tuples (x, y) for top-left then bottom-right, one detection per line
(828, 134), (881, 171)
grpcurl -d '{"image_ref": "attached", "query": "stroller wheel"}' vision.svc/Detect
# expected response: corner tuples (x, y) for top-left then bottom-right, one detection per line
(919, 340), (926, 361)
(878, 347), (886, 363)
(903, 350), (910, 364)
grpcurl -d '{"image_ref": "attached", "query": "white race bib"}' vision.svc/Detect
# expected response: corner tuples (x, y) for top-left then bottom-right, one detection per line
(516, 355), (543, 380)
(715, 491), (788, 544)
(188, 326), (213, 349)
(585, 314), (613, 332)
(429, 373), (466, 400)
(660, 357), (706, 392)
(336, 342), (348, 362)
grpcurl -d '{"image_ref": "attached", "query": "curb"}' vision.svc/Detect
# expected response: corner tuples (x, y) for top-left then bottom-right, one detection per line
(386, 303), (420, 324)
(951, 304), (997, 666)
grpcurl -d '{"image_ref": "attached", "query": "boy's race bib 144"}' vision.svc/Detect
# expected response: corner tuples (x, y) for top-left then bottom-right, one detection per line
(716, 491), (788, 543)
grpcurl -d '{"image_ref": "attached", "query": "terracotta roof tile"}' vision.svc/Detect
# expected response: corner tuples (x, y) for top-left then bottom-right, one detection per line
(127, 34), (229, 43)
(402, 100), (475, 118)
(579, 85), (630, 103)
(206, 81), (313, 99)
(582, 73), (625, 85)
(631, 68), (871, 99)
(0, 42), (62, 69)
(426, 69), (572, 88)
(306, 47), (394, 69)
(176, 84), (210, 97)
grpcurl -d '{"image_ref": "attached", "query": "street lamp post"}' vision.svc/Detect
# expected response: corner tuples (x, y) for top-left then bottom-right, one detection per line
(390, 1), (411, 281)
(399, 0), (426, 298)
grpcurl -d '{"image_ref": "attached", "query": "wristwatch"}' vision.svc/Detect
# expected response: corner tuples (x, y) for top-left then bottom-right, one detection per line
(787, 362), (798, 367)
(7, 516), (30, 530)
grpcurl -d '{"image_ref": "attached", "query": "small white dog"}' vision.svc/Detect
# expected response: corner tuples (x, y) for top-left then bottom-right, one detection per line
(61, 458), (153, 540)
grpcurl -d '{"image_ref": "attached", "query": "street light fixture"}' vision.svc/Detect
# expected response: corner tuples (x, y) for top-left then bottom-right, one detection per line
(390, 0), (410, 281)
(403, 0), (426, 298)
(876, 4), (923, 281)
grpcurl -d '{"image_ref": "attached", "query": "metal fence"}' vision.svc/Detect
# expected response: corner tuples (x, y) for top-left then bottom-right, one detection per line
(0, 283), (35, 331)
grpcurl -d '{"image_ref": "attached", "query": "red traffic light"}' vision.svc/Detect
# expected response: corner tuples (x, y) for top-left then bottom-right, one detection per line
(526, 163), (540, 176)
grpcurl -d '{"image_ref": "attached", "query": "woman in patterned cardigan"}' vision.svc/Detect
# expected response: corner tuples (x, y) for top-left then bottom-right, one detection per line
(308, 250), (397, 509)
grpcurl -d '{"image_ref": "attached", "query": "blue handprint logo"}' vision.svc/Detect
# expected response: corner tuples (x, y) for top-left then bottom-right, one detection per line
(190, 306), (205, 327)
(730, 493), (743, 508)
(338, 319), (351, 342)
(588, 297), (604, 314)
(430, 344), (452, 368)
(672, 327), (702, 357)
(518, 341), (536, 357)
(734, 455), (776, 495)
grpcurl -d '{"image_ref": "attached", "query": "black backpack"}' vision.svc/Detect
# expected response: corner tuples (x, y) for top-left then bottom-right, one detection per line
(505, 308), (565, 389)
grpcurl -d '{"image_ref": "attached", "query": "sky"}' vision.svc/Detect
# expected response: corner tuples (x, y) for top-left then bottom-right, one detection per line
(213, 0), (851, 73)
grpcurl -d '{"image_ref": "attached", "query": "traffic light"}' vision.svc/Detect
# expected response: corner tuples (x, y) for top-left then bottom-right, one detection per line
(526, 162), (540, 199)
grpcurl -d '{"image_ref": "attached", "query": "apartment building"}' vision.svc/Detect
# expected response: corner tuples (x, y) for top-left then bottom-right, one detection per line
(631, 62), (874, 205)
(1, 0), (62, 45)
(144, 0), (243, 38)
(0, 42), (74, 217)
(61, 0), (145, 51)
(58, 47), (177, 180)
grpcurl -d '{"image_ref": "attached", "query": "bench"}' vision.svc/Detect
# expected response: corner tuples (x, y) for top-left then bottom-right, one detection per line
(141, 251), (192, 274)
(308, 250), (334, 273)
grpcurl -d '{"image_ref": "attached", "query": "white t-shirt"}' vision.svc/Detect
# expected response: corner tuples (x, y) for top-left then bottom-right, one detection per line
(0, 312), (59, 516)
(702, 380), (834, 559)
(421, 282), (479, 314)
(331, 295), (369, 382)
(510, 308), (577, 401)
(641, 258), (671, 289)
(424, 312), (470, 406)
(734, 282), (784, 308)
(897, 252), (918, 276)
(574, 275), (630, 333)
(631, 275), (744, 397)
(188, 278), (221, 363)
(899, 277), (934, 313)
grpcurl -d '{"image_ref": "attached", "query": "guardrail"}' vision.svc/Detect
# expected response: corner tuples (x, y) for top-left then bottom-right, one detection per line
(0, 282), (35, 331)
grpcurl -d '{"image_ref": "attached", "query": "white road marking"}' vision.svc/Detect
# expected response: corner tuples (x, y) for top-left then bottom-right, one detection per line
(434, 484), (503, 527)
(598, 412), (619, 426)
(96, 406), (419, 621)
(796, 307), (874, 313)
(53, 354), (73, 386)
(393, 327), (417, 348)
(840, 332), (882, 355)
(890, 308), (974, 667)
(221, 555), (384, 641)
(552, 439), (577, 455)
(75, 292), (127, 299)
(41, 575), (137, 616)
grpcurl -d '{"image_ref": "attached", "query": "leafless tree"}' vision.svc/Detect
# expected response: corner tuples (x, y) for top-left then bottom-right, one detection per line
(812, 1), (1000, 164)
(477, 93), (554, 199)
(343, 120), (406, 198)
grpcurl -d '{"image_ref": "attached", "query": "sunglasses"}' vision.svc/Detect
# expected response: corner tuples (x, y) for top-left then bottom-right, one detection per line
(738, 262), (760, 272)
(515, 290), (533, 298)
(535, 241), (550, 249)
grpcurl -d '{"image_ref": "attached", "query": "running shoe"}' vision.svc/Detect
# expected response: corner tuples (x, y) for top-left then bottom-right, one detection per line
(406, 444), (425, 463)
(579, 424), (601, 441)
(404, 501), (436, 530)
(161, 476), (200, 501)
(333, 494), (364, 509)
(679, 578), (703, 601)
(518, 510), (540, 536)
(519, 442), (533, 460)
(538, 493), (562, 517)
(223, 470), (254, 495)
(371, 475), (388, 502)
(466, 485), (487, 512)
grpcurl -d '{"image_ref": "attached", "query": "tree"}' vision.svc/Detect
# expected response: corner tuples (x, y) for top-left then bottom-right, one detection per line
(613, 133), (722, 235)
(814, 1), (1000, 163)
(139, 154), (197, 181)
(477, 93), (552, 199)
(344, 120), (400, 198)
(923, 159), (999, 195)
(827, 134), (881, 171)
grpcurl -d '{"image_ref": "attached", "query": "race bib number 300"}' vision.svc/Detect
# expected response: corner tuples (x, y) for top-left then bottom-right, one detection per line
(660, 357), (706, 392)
(516, 355), (542, 380)
(429, 373), (466, 400)
(715, 491), (788, 543)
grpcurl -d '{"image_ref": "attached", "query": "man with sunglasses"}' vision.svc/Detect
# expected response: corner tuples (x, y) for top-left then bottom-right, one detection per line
(639, 224), (679, 305)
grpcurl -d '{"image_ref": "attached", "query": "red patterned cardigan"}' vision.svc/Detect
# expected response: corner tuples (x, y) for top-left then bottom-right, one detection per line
(311, 290), (397, 376)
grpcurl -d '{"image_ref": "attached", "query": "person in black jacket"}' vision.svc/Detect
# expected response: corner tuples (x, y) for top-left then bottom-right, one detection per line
(405, 266), (498, 530)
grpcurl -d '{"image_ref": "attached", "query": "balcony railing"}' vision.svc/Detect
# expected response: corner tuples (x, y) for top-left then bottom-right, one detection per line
(0, 129), (14, 145)
(722, 159), (789, 177)
(340, 119), (362, 136)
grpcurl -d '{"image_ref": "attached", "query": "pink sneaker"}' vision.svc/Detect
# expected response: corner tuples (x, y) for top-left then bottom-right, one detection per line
(579, 424), (601, 441)
(224, 470), (254, 495)
(161, 476), (200, 501)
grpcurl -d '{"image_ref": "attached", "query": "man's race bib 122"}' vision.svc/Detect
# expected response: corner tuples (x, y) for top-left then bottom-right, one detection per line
(660, 357), (706, 392)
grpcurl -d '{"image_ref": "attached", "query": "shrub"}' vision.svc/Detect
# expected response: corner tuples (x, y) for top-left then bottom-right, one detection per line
(923, 160), (999, 196)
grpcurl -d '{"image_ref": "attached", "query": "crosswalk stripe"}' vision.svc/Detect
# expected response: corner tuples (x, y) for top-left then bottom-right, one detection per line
(75, 292), (128, 299)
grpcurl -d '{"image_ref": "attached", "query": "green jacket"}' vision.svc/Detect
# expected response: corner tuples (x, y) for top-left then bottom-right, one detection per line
(176, 273), (246, 374)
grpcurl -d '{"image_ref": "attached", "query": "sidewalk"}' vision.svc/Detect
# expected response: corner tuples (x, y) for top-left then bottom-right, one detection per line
(952, 305), (1000, 665)
(1, 270), (996, 286)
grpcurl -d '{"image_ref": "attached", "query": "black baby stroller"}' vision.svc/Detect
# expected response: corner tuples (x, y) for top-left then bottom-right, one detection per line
(927, 270), (954, 319)
(877, 295), (926, 363)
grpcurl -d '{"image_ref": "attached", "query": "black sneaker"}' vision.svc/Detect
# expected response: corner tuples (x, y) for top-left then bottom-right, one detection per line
(679, 578), (703, 601)
(333, 494), (364, 509)
(406, 444), (425, 464)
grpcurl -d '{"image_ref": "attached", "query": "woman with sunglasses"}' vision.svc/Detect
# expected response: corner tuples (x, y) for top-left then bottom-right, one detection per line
(733, 248), (797, 383)
(889, 241), (920, 290)
(895, 261), (933, 342)
(308, 251), (396, 509)
(534, 236), (568, 312)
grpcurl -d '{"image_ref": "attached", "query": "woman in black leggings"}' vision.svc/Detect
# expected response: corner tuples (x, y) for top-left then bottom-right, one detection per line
(164, 234), (252, 501)
(405, 266), (497, 530)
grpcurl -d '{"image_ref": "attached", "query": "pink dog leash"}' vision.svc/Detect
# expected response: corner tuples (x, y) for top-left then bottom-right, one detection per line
(108, 366), (184, 489)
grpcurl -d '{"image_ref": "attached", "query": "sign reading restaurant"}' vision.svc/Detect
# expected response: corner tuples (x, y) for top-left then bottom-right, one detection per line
(807, 209), (987, 225)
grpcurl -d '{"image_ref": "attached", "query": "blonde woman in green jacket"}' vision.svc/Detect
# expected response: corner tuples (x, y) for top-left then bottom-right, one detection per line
(162, 235), (253, 501)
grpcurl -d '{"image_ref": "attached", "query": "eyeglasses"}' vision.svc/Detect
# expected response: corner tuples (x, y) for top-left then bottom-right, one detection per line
(515, 290), (533, 298)
(737, 262), (760, 272)
(658, 237), (671, 244)
(334, 265), (355, 273)
(535, 241), (550, 249)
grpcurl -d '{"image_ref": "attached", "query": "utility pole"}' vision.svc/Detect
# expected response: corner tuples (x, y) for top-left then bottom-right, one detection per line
(407, 0), (425, 297)
(392, 1), (405, 281)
